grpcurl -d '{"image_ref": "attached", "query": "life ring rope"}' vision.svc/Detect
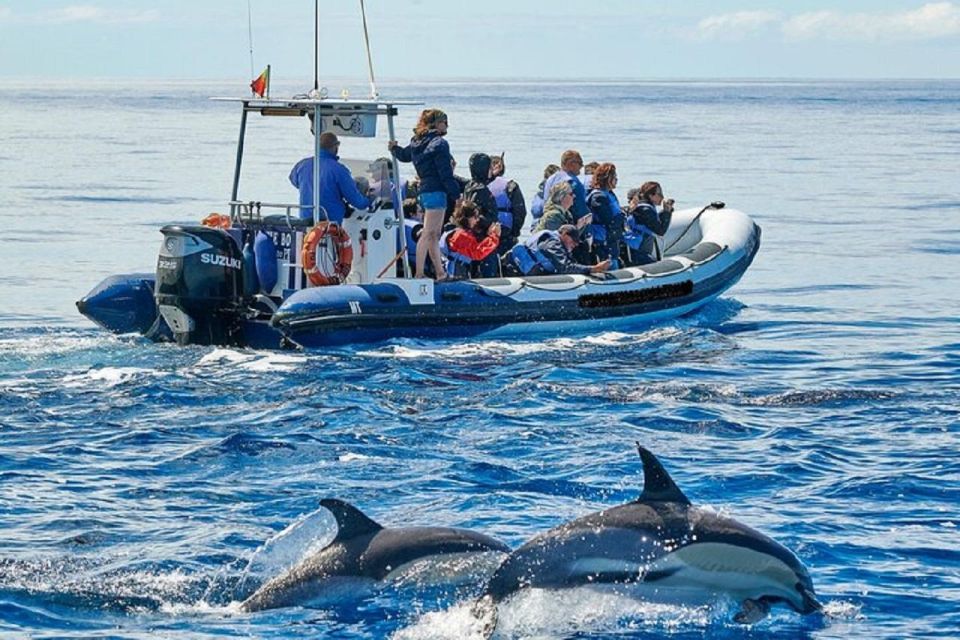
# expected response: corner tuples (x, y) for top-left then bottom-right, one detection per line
(302, 222), (353, 286)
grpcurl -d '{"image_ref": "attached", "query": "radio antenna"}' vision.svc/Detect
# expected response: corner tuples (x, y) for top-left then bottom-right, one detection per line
(359, 0), (379, 98)
(313, 0), (320, 93)
(246, 0), (255, 81)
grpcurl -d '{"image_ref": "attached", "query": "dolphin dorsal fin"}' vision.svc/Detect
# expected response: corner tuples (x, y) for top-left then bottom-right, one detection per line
(636, 444), (691, 505)
(320, 498), (384, 540)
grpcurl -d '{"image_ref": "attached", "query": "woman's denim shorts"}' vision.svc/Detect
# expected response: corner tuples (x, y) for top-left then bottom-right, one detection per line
(418, 191), (447, 211)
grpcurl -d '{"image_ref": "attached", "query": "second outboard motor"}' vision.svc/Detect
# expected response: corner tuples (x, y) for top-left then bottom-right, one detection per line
(155, 225), (245, 346)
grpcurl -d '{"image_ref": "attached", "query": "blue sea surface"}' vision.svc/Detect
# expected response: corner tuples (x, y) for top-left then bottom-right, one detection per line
(0, 79), (958, 639)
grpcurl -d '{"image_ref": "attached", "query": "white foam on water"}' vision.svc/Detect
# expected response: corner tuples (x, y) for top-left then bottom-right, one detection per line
(62, 366), (162, 388)
(0, 333), (117, 359)
(395, 589), (716, 639)
(823, 599), (865, 620)
(193, 348), (305, 373)
(338, 452), (372, 462)
(239, 507), (336, 589)
(358, 328), (683, 361)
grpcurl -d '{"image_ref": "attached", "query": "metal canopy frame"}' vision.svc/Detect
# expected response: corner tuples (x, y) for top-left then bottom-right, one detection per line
(216, 96), (423, 279)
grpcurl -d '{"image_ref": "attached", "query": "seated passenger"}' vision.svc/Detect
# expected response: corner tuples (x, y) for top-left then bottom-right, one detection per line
(582, 161), (600, 190)
(487, 154), (527, 255)
(624, 181), (675, 265)
(541, 150), (589, 223)
(441, 201), (501, 279)
(533, 182), (577, 233)
(510, 224), (611, 276)
(402, 197), (421, 220)
(462, 153), (499, 231)
(289, 130), (371, 223)
(530, 163), (560, 226)
(585, 162), (625, 269)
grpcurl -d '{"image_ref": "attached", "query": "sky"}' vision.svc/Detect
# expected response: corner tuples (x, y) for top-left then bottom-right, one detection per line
(1, 1), (958, 81)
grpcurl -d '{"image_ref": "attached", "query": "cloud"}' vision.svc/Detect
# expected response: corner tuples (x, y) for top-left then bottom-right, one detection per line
(696, 10), (780, 40)
(783, 2), (960, 41)
(35, 5), (159, 25)
(697, 3), (960, 42)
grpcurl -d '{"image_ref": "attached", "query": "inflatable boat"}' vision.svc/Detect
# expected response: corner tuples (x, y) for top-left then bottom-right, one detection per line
(77, 95), (761, 350)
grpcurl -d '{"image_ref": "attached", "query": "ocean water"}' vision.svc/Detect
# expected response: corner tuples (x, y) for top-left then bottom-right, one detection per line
(0, 79), (958, 639)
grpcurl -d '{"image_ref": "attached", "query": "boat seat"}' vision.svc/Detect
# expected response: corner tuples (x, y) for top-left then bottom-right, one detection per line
(640, 259), (686, 276)
(674, 242), (723, 265)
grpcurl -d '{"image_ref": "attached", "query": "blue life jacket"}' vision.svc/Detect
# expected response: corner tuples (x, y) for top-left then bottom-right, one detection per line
(588, 188), (623, 245)
(401, 219), (422, 266)
(488, 176), (513, 228)
(511, 230), (558, 276)
(625, 202), (656, 250)
(439, 229), (474, 278)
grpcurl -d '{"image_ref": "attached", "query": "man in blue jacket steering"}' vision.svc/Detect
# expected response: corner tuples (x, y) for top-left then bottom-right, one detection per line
(290, 130), (371, 223)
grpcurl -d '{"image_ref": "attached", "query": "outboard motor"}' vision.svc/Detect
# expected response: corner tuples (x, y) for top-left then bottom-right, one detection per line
(155, 225), (245, 346)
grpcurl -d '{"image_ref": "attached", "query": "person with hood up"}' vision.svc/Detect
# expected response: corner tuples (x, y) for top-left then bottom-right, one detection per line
(462, 152), (499, 231)
(486, 154), (527, 255)
(388, 109), (462, 280)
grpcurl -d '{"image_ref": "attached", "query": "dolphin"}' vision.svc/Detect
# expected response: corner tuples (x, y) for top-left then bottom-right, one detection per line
(240, 498), (510, 612)
(475, 445), (820, 633)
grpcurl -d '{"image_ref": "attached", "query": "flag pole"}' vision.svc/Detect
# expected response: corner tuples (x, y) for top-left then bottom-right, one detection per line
(313, 0), (319, 94)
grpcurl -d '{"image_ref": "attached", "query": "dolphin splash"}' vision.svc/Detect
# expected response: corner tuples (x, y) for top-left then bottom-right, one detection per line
(241, 498), (510, 612)
(475, 444), (820, 633)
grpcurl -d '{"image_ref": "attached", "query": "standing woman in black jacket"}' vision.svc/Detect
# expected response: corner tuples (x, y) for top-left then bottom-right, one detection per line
(389, 109), (462, 280)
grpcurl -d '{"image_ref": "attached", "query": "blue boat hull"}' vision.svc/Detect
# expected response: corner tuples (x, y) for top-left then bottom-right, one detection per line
(273, 224), (760, 348)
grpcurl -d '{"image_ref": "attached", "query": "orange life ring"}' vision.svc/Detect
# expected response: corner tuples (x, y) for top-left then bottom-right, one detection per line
(302, 222), (353, 286)
(201, 213), (232, 229)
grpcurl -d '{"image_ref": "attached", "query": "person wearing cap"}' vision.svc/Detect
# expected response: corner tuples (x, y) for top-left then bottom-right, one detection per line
(290, 130), (371, 223)
(540, 149), (589, 222)
(510, 224), (611, 276)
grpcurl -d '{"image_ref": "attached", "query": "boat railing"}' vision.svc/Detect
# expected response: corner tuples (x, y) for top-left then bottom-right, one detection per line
(228, 200), (325, 229)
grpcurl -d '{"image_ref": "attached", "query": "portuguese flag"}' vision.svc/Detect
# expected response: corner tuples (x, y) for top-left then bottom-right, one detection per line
(251, 65), (270, 98)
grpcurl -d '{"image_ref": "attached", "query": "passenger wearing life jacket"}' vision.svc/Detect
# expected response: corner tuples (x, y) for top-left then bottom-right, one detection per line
(487, 154), (527, 255)
(462, 153), (499, 232)
(290, 130), (371, 223)
(533, 181), (576, 233)
(440, 200), (501, 279)
(624, 181), (675, 265)
(541, 150), (589, 223)
(510, 224), (611, 277)
(530, 163), (560, 227)
(586, 162), (625, 269)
